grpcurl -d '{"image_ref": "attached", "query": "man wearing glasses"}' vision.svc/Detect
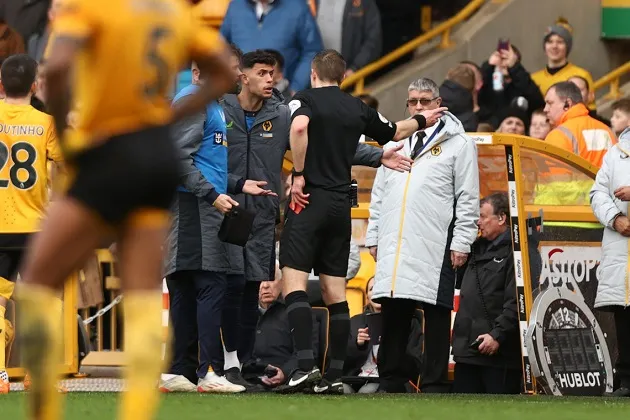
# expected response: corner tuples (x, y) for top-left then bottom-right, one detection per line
(366, 77), (480, 393)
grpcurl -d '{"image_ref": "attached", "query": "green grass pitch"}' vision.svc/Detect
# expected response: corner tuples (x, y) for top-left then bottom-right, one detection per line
(1, 393), (630, 420)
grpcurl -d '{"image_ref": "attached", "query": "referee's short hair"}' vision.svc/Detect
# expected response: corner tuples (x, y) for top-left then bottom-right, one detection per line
(312, 49), (346, 84)
(1, 54), (37, 98)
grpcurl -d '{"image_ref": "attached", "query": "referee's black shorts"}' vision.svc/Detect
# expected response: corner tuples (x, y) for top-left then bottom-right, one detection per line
(66, 124), (180, 229)
(279, 188), (351, 277)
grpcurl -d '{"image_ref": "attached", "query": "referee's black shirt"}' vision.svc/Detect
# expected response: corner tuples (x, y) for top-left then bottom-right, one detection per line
(289, 86), (397, 192)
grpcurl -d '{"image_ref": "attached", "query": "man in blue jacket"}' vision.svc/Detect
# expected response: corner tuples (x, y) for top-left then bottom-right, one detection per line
(220, 0), (323, 96)
(161, 48), (275, 394)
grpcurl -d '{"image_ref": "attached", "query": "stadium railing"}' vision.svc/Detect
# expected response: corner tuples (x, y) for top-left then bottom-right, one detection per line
(593, 60), (630, 99)
(339, 0), (487, 95)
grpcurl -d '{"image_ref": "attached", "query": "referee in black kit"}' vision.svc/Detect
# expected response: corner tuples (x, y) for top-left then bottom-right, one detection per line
(279, 50), (447, 394)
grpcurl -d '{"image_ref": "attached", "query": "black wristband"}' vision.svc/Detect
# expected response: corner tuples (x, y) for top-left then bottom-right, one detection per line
(291, 168), (304, 177)
(234, 178), (245, 194)
(412, 114), (427, 130)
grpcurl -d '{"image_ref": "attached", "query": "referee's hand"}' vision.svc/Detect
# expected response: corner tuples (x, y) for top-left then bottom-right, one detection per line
(291, 175), (310, 208)
(419, 107), (448, 127)
(213, 194), (239, 214)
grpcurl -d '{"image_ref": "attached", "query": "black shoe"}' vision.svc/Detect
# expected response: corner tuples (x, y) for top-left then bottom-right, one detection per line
(606, 387), (630, 397)
(313, 378), (344, 395)
(247, 384), (268, 393)
(274, 368), (321, 394)
(224, 367), (257, 391)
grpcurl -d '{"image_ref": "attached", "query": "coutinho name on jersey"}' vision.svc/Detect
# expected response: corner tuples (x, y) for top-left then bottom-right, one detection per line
(0, 124), (46, 136)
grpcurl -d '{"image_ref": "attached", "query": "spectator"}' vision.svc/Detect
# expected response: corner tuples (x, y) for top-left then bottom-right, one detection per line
(531, 18), (595, 109)
(314, 0), (382, 77)
(241, 274), (320, 391)
(460, 61), (483, 116)
(0, 20), (25, 65)
(451, 193), (521, 394)
(568, 75), (610, 126)
(366, 77), (479, 393)
(31, 59), (47, 111)
(477, 122), (494, 132)
(343, 277), (423, 394)
(477, 44), (544, 129)
(26, 0), (60, 62)
(0, 0), (48, 45)
(440, 64), (478, 132)
(221, 0), (323, 95)
(611, 98), (630, 138)
(496, 107), (528, 136)
(590, 127), (630, 397)
(529, 109), (551, 140)
(263, 49), (291, 101)
(544, 81), (616, 167)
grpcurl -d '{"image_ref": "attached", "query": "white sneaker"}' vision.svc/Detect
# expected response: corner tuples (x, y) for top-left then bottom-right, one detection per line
(197, 372), (245, 393)
(159, 374), (197, 393)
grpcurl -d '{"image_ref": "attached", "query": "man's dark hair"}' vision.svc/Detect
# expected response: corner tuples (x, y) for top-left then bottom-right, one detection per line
(550, 81), (583, 104)
(241, 50), (276, 70)
(612, 98), (630, 114)
(263, 49), (285, 71)
(358, 94), (379, 111)
(230, 43), (243, 63)
(312, 49), (346, 84)
(480, 192), (510, 222)
(1, 53), (37, 98)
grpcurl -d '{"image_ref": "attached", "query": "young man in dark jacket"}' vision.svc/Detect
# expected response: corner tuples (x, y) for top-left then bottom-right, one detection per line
(451, 193), (522, 394)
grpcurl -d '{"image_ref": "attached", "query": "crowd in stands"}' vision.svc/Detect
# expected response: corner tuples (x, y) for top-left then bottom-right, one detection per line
(1, 0), (629, 397)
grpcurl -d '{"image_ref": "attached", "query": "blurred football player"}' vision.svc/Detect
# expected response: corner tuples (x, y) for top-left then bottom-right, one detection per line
(15, 0), (234, 419)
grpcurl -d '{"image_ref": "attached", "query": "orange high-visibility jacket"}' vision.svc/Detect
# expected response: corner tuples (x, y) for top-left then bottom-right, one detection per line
(545, 103), (617, 168)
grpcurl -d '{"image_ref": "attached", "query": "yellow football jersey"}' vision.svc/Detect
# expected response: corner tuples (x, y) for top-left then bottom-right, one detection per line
(50, 0), (227, 154)
(0, 103), (63, 233)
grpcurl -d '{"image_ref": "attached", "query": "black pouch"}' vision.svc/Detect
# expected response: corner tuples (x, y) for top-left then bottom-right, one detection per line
(218, 207), (255, 246)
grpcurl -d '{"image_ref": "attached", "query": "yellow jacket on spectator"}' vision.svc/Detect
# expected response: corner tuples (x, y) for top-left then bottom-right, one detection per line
(532, 63), (595, 109)
(545, 103), (616, 168)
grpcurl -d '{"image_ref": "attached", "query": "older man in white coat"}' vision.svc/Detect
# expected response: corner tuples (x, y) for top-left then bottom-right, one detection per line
(366, 78), (479, 393)
(590, 127), (630, 397)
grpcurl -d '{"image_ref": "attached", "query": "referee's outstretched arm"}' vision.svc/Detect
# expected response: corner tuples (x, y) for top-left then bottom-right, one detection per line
(367, 106), (449, 146)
